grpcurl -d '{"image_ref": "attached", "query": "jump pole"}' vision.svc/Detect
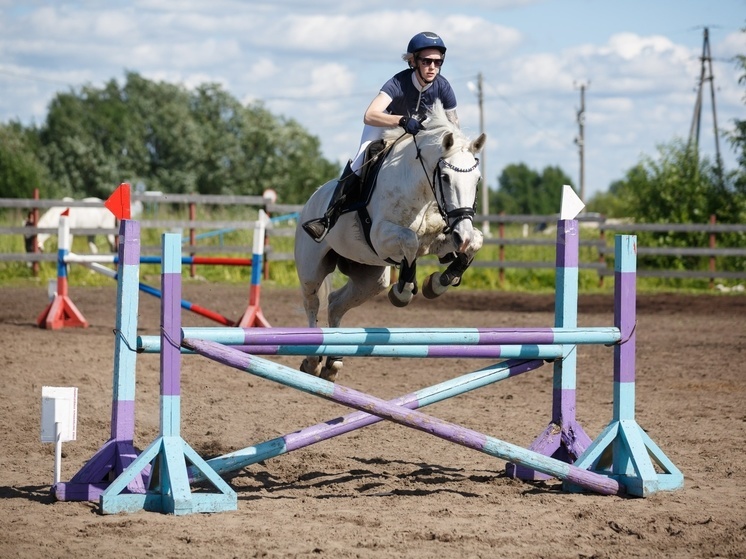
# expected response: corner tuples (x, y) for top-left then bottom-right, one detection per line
(139, 325), (620, 350)
(142, 342), (567, 359)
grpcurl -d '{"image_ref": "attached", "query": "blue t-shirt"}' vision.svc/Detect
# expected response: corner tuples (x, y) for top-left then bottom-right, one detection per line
(380, 69), (457, 119)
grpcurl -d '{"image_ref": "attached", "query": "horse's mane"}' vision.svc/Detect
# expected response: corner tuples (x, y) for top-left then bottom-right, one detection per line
(381, 99), (467, 155)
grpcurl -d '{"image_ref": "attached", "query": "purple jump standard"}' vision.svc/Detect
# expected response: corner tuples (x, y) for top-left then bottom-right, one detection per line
(54, 220), (145, 500)
(564, 235), (684, 497)
(507, 219), (592, 480)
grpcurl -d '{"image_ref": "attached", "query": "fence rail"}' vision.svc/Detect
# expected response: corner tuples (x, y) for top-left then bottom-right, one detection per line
(2, 196), (745, 286)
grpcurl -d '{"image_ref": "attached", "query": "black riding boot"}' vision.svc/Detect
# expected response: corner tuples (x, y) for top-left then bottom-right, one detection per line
(302, 161), (361, 242)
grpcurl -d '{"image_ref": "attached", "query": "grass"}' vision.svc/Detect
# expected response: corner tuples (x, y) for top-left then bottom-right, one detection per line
(0, 207), (736, 294)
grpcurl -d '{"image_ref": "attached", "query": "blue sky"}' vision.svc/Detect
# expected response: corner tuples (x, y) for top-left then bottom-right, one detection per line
(1, 0), (744, 203)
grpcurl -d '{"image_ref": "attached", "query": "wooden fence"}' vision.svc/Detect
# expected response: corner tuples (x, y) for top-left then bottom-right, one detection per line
(1, 195), (745, 287)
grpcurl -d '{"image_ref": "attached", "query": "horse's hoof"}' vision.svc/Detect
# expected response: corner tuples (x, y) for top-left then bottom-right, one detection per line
(388, 284), (413, 307)
(422, 272), (450, 299)
(300, 358), (322, 377)
(320, 360), (342, 382)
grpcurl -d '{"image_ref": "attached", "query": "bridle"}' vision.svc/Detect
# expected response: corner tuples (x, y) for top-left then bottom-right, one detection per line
(412, 136), (480, 235)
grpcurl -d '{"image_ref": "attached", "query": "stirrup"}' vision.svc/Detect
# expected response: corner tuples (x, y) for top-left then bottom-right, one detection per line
(302, 218), (329, 242)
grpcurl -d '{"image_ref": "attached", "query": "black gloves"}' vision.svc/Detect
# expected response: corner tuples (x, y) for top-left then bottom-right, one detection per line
(399, 116), (425, 136)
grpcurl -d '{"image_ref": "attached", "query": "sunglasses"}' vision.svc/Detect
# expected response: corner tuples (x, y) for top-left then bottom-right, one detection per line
(418, 57), (443, 68)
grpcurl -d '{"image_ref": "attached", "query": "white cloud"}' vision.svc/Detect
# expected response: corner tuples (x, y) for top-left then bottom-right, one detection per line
(0, 1), (742, 199)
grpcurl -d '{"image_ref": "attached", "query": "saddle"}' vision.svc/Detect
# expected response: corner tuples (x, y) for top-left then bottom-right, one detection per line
(337, 139), (393, 257)
(339, 139), (389, 215)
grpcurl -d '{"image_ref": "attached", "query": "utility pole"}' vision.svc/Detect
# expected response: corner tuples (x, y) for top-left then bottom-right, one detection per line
(574, 82), (588, 204)
(476, 72), (489, 235)
(688, 27), (723, 182)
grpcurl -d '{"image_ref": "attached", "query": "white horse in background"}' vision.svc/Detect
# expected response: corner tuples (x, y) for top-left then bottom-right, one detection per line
(294, 100), (486, 381)
(29, 198), (117, 254)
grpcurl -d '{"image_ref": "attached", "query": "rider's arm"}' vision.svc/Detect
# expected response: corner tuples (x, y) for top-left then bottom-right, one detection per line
(363, 92), (401, 127)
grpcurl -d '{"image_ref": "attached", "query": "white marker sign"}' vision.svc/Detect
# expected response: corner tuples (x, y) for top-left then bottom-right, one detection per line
(41, 386), (78, 443)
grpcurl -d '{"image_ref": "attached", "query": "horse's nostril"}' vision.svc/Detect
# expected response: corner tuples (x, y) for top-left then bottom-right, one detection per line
(452, 232), (464, 250)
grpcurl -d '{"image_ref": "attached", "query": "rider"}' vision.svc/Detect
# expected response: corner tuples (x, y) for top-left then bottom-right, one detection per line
(302, 31), (460, 242)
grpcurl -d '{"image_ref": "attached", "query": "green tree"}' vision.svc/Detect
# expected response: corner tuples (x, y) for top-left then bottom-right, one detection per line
(31, 71), (338, 202)
(609, 140), (739, 223)
(0, 122), (52, 198)
(40, 79), (133, 198)
(725, 26), (746, 198)
(600, 140), (745, 271)
(492, 163), (574, 214)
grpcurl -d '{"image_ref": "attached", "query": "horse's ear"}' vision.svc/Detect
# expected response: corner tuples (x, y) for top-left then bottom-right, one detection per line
(471, 133), (487, 154)
(442, 132), (455, 151)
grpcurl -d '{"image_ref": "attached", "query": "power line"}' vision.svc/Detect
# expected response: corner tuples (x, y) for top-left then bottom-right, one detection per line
(0, 68), (70, 86)
(476, 75), (571, 150)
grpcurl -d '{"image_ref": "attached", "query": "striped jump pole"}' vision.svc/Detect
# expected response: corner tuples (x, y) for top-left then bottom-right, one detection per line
(79, 260), (236, 326)
(55, 220), (145, 500)
(70, 254), (254, 266)
(139, 340), (566, 360)
(183, 337), (624, 497)
(138, 325), (621, 351)
(100, 233), (237, 515)
(37, 212), (89, 329)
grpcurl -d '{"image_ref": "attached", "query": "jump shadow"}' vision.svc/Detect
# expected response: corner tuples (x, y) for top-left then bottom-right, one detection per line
(0, 484), (56, 505)
(216, 456), (565, 502)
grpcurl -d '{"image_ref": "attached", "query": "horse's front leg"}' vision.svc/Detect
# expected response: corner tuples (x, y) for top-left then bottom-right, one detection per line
(388, 258), (418, 307)
(423, 228), (483, 299)
(372, 223), (420, 307)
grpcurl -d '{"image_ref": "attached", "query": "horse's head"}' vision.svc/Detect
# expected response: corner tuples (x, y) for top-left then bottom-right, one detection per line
(434, 130), (486, 251)
(412, 101), (486, 253)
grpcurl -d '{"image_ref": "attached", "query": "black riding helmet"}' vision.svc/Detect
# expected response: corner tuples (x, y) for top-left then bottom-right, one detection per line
(407, 32), (447, 56)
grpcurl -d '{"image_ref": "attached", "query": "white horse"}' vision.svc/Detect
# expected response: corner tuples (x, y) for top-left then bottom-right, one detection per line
(29, 198), (117, 254)
(294, 100), (486, 381)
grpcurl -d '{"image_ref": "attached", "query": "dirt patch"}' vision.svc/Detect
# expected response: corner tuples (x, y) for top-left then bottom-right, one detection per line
(1, 284), (744, 558)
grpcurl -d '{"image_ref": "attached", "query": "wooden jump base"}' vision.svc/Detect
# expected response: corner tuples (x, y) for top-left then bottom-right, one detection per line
(54, 217), (683, 515)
